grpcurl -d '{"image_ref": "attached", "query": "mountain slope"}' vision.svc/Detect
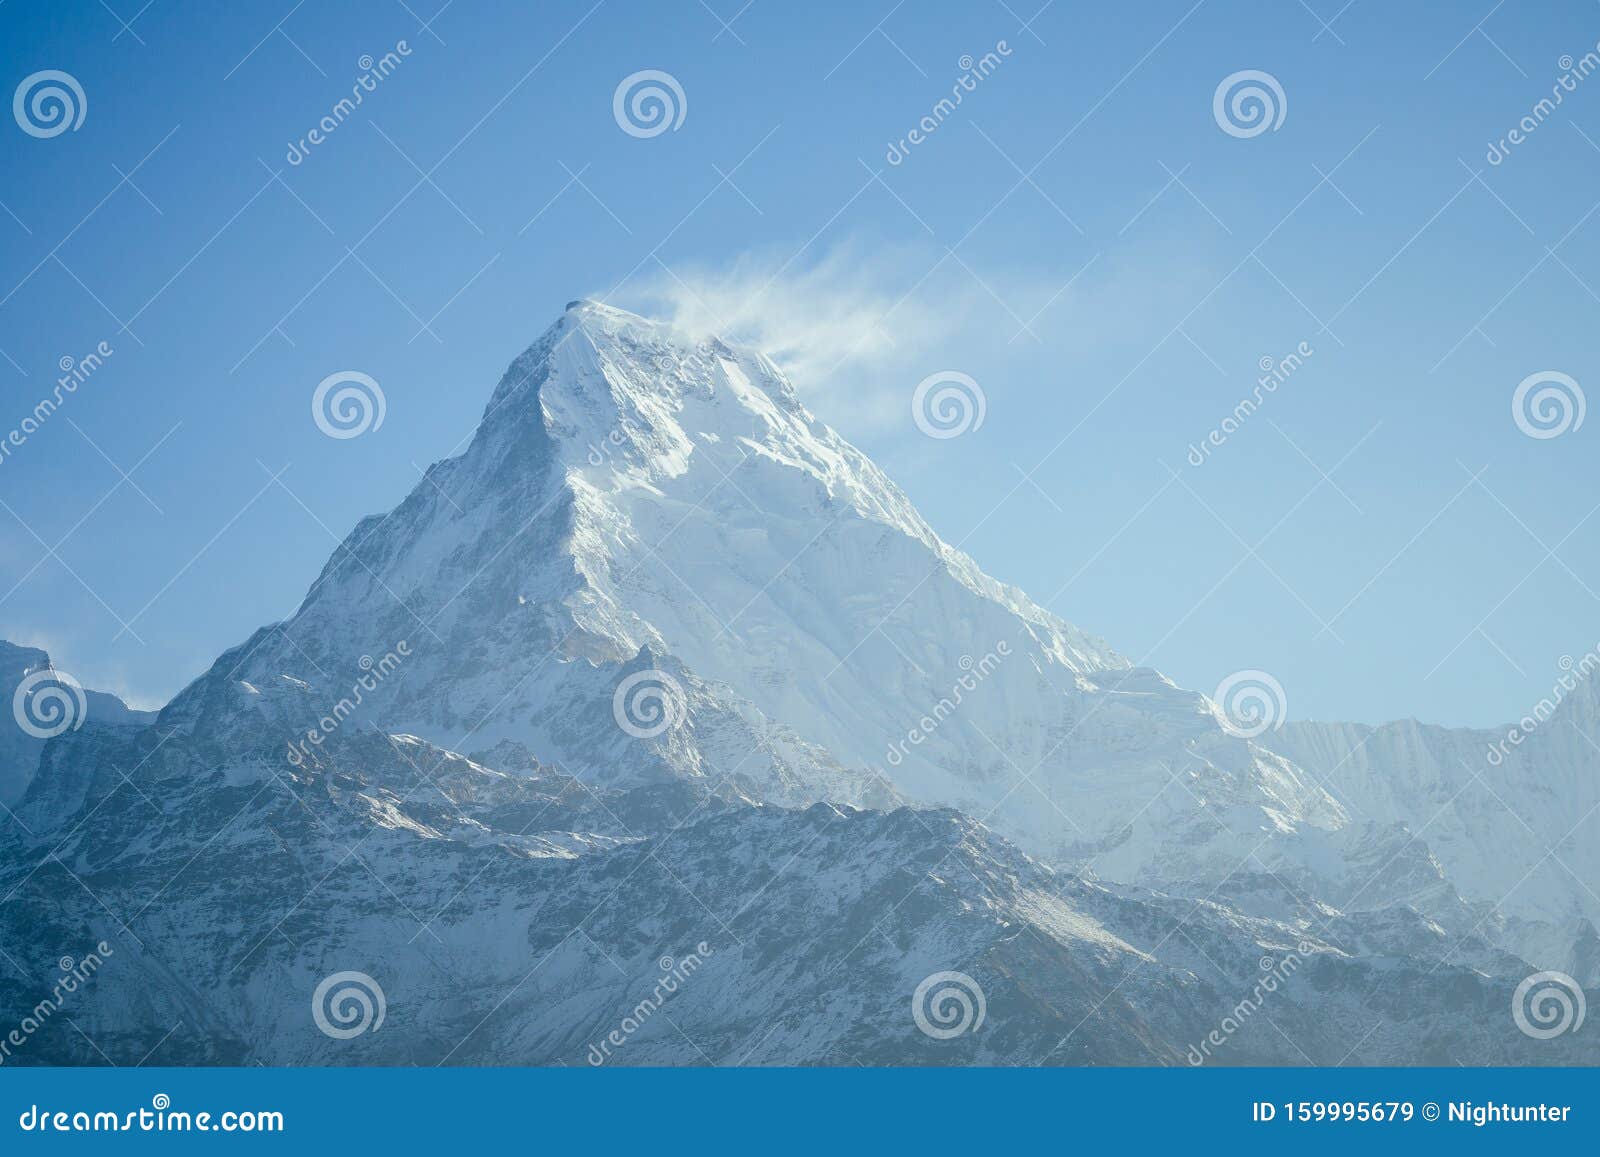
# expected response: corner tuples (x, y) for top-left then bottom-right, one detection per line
(0, 639), (155, 806)
(1, 704), (1584, 1066)
(1268, 677), (1600, 971)
(157, 302), (1378, 912)
(3, 300), (1596, 1066)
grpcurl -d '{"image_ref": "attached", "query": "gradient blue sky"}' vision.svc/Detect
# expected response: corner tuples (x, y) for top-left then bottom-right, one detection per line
(2, 0), (1598, 728)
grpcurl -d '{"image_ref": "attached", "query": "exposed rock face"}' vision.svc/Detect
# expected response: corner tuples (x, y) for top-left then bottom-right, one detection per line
(1, 303), (1594, 1066)
(0, 639), (154, 806)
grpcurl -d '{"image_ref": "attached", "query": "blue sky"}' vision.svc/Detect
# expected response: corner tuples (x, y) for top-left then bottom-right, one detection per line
(1, 0), (1598, 728)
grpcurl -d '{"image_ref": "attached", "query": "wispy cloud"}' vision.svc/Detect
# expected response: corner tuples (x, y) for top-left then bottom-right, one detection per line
(606, 239), (1208, 434)
(616, 243), (949, 364)
(609, 242), (1030, 429)
(0, 623), (167, 711)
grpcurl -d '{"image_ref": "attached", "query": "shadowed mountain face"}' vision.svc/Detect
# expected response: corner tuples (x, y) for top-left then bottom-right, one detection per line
(1, 303), (1594, 1066)
(0, 640), (155, 807)
(1, 717), (1586, 1067)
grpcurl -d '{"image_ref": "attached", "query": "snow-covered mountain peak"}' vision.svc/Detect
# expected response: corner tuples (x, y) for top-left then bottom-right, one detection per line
(446, 299), (1129, 673)
(497, 298), (898, 525)
(9, 299), (1600, 1065)
(487, 298), (794, 446)
(139, 301), (1600, 966)
(158, 304), (1346, 886)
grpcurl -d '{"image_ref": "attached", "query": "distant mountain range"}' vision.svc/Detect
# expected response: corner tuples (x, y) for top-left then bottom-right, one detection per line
(1, 640), (153, 806)
(1, 302), (1593, 1065)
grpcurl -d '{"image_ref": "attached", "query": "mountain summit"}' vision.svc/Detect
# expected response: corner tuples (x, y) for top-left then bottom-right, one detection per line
(0, 640), (154, 805)
(150, 303), (1598, 945)
(2, 302), (1595, 1066)
(160, 302), (1354, 881)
